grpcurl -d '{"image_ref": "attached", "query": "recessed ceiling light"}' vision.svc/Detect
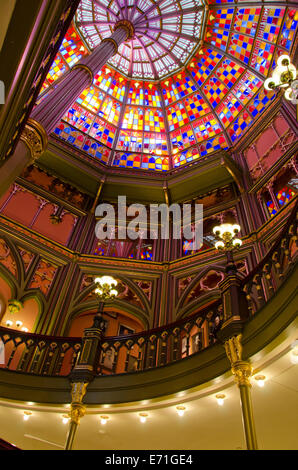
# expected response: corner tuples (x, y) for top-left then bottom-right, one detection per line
(62, 415), (69, 424)
(139, 412), (148, 423)
(23, 411), (32, 421)
(100, 415), (109, 425)
(254, 375), (266, 387)
(176, 405), (186, 417)
(215, 394), (226, 406)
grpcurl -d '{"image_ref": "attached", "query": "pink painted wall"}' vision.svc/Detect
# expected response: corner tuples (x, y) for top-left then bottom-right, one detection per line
(0, 188), (76, 245)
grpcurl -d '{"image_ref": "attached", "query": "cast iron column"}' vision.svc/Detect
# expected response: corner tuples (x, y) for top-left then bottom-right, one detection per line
(0, 20), (134, 197)
(64, 304), (106, 450)
(217, 251), (258, 450)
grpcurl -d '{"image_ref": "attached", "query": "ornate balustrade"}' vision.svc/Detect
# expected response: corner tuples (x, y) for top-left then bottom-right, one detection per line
(97, 301), (221, 375)
(0, 201), (296, 378)
(242, 200), (297, 316)
(0, 328), (81, 376)
(0, 301), (221, 377)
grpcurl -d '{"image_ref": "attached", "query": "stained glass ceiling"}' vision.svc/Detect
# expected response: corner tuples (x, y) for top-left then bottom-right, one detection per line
(76, 0), (205, 80)
(41, 1), (298, 172)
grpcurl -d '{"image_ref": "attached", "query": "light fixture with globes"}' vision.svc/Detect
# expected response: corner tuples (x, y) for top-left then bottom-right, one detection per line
(264, 55), (298, 103)
(94, 276), (118, 302)
(213, 224), (242, 251)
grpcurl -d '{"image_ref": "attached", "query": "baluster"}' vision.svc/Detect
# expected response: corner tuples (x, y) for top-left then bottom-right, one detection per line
(272, 250), (283, 280)
(124, 340), (134, 372)
(262, 262), (275, 297)
(148, 335), (157, 368)
(172, 328), (180, 361)
(159, 331), (168, 366)
(253, 273), (266, 308)
(69, 344), (81, 374)
(243, 281), (256, 316)
(281, 236), (292, 267)
(137, 338), (145, 371)
(6, 341), (18, 369)
(111, 342), (121, 374)
(43, 342), (58, 375)
(55, 343), (70, 375)
(30, 341), (46, 373)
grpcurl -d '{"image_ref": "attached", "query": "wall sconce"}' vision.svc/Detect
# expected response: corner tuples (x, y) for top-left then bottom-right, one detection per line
(8, 299), (23, 315)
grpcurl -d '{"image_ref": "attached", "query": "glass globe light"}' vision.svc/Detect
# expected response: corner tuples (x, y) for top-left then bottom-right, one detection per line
(233, 238), (242, 248)
(220, 224), (235, 237)
(110, 289), (118, 297)
(277, 54), (291, 68)
(213, 226), (222, 236)
(215, 241), (225, 250)
(284, 86), (294, 101)
(6, 320), (13, 327)
(264, 76), (278, 91)
(97, 276), (118, 287)
(232, 224), (241, 234)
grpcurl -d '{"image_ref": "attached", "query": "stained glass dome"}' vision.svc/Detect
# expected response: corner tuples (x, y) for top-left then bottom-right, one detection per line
(41, 1), (298, 172)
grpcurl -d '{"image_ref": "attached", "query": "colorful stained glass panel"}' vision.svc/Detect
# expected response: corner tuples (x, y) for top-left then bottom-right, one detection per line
(184, 93), (211, 121)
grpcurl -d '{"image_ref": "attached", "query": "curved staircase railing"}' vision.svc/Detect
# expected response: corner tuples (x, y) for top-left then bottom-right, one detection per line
(0, 201), (296, 378)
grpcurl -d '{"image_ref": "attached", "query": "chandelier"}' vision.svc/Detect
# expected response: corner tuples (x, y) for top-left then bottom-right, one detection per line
(264, 55), (298, 104)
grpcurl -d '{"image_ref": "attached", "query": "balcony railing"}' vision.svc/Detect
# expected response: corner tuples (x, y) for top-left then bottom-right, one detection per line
(0, 201), (296, 378)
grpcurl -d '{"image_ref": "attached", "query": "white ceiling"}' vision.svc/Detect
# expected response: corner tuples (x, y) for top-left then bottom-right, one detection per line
(0, 330), (297, 450)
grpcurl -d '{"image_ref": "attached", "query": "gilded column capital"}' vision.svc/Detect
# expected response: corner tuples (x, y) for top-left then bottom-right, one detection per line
(20, 118), (48, 162)
(68, 382), (88, 425)
(224, 334), (253, 387)
(72, 64), (94, 87)
(70, 381), (88, 404)
(69, 403), (86, 425)
(224, 334), (243, 364)
(231, 361), (253, 387)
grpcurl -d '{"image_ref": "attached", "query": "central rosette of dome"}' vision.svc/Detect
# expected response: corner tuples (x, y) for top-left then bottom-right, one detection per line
(75, 0), (206, 80)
